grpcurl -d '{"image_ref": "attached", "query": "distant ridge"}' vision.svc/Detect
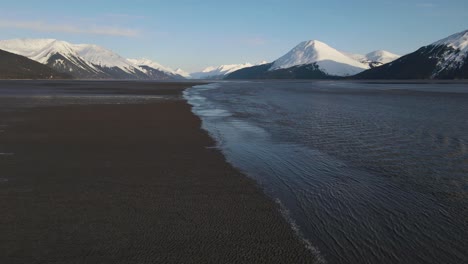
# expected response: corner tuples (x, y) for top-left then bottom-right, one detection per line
(190, 62), (268, 79)
(0, 39), (186, 80)
(226, 40), (400, 79)
(127, 58), (189, 79)
(355, 30), (468, 79)
(228, 29), (468, 80)
(346, 51), (401, 68)
(0, 49), (71, 79)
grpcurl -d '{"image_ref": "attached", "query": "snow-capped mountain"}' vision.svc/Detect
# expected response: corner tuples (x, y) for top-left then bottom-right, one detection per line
(0, 39), (103, 78)
(190, 62), (267, 79)
(270, 40), (370, 76)
(0, 48), (71, 79)
(0, 39), (77, 64)
(430, 30), (468, 77)
(174, 68), (190, 78)
(365, 50), (400, 65)
(227, 40), (402, 79)
(0, 38), (184, 80)
(356, 29), (468, 79)
(128, 58), (187, 79)
(346, 50), (400, 68)
(74, 44), (136, 74)
(227, 40), (399, 79)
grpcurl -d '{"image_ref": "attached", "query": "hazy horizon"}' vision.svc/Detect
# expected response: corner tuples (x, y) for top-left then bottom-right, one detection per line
(1, 0), (467, 72)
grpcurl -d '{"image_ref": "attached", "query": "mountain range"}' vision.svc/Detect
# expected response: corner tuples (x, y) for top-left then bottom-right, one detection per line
(227, 29), (468, 80)
(0, 39), (186, 80)
(0, 49), (71, 79)
(226, 41), (400, 79)
(1, 29), (467, 80)
(354, 30), (468, 79)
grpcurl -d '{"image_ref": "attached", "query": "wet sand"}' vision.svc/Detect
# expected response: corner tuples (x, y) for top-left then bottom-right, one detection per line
(0, 81), (316, 263)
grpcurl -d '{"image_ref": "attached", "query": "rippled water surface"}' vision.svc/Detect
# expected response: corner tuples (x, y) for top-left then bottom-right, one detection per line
(185, 81), (468, 264)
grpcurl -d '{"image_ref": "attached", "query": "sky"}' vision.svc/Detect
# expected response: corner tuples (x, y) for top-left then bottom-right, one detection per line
(0, 0), (467, 72)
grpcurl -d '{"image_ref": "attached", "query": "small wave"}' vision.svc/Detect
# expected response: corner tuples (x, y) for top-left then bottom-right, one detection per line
(195, 109), (231, 117)
(184, 84), (233, 118)
(276, 198), (326, 264)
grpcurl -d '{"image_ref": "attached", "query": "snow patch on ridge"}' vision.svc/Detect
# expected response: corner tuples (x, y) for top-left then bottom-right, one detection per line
(191, 61), (267, 79)
(365, 50), (401, 64)
(432, 30), (468, 51)
(344, 50), (401, 68)
(73, 44), (136, 73)
(430, 30), (468, 74)
(174, 68), (190, 78)
(128, 58), (189, 77)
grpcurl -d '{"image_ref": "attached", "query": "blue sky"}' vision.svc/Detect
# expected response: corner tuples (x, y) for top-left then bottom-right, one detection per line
(0, 0), (467, 72)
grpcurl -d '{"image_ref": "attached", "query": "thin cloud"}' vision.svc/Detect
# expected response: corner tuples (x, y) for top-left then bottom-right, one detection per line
(0, 19), (141, 37)
(416, 3), (436, 8)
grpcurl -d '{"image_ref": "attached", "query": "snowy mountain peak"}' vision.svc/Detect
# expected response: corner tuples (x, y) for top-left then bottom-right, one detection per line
(128, 58), (173, 73)
(270, 39), (370, 76)
(299, 40), (327, 49)
(73, 44), (135, 73)
(0, 38), (57, 55)
(365, 50), (401, 64)
(127, 58), (189, 78)
(174, 68), (190, 78)
(191, 62), (265, 79)
(431, 29), (468, 50)
(428, 29), (468, 76)
(343, 50), (400, 67)
(0, 38), (80, 64)
(202, 63), (254, 73)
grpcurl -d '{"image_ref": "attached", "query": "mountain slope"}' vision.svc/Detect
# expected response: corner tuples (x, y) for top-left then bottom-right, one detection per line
(225, 63), (274, 79)
(0, 39), (182, 80)
(191, 62), (266, 79)
(73, 44), (137, 74)
(355, 30), (468, 79)
(0, 39), (78, 64)
(128, 58), (187, 79)
(0, 39), (103, 78)
(226, 63), (341, 80)
(347, 51), (401, 68)
(174, 68), (190, 78)
(365, 50), (400, 65)
(0, 49), (71, 79)
(271, 40), (369, 76)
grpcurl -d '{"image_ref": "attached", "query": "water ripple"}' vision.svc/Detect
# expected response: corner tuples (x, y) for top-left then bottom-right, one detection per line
(185, 81), (468, 264)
